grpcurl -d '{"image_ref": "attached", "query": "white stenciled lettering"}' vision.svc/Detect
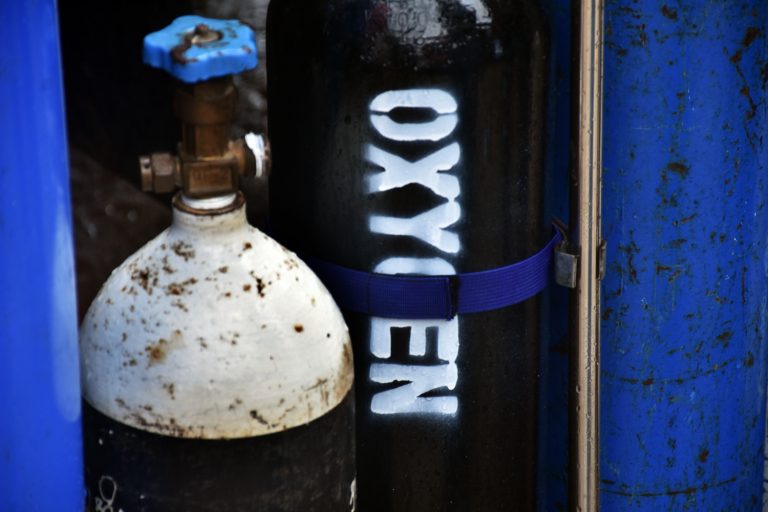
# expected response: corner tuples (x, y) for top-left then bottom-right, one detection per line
(95, 476), (118, 512)
(370, 89), (457, 114)
(370, 114), (458, 142)
(370, 316), (459, 361)
(370, 362), (459, 415)
(374, 256), (455, 276)
(459, 0), (492, 24)
(370, 88), (458, 142)
(366, 88), (462, 416)
(370, 202), (461, 254)
(366, 143), (461, 199)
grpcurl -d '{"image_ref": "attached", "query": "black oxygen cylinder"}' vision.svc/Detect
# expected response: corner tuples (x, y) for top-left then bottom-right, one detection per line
(268, 1), (549, 510)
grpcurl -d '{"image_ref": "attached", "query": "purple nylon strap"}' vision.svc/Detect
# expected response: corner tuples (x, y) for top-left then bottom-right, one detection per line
(304, 229), (563, 320)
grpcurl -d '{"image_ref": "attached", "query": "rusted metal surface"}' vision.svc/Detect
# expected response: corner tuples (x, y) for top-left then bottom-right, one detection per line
(140, 151), (180, 192)
(79, 191), (356, 509)
(141, 76), (268, 200)
(171, 23), (223, 64)
(601, 1), (768, 509)
(140, 17), (266, 202)
(193, 1), (271, 228)
(80, 198), (354, 439)
(193, 0), (269, 135)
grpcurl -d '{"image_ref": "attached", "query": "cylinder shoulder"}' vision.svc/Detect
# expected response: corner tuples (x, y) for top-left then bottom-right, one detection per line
(80, 223), (353, 439)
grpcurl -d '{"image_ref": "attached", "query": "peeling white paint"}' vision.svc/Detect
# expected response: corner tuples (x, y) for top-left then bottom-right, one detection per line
(80, 199), (353, 439)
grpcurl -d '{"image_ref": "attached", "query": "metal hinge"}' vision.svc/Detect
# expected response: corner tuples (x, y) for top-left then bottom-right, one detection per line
(552, 222), (607, 288)
(597, 239), (607, 281)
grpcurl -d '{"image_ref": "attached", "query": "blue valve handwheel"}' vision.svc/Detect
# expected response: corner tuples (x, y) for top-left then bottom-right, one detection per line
(144, 15), (257, 83)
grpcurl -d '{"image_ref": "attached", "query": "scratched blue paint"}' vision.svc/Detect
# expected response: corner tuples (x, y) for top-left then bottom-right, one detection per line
(601, 1), (768, 510)
(536, 0), (571, 510)
(144, 15), (258, 83)
(0, 1), (84, 510)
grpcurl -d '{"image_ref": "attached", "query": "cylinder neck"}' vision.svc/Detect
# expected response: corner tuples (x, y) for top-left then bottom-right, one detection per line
(171, 192), (247, 233)
(175, 77), (235, 158)
(181, 193), (238, 211)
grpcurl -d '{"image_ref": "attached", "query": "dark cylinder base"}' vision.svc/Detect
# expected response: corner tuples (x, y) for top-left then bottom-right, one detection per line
(82, 394), (355, 512)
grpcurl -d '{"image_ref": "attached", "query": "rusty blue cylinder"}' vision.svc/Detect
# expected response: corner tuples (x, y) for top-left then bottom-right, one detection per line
(0, 1), (84, 510)
(601, 1), (768, 510)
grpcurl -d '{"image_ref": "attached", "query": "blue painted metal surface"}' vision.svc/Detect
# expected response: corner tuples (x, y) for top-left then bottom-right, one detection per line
(602, 2), (768, 510)
(0, 1), (84, 510)
(144, 15), (257, 83)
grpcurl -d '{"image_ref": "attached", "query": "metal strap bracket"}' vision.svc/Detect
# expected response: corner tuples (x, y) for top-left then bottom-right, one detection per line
(553, 219), (578, 289)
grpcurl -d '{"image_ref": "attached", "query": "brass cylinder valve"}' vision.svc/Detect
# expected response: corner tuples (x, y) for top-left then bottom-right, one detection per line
(140, 20), (270, 199)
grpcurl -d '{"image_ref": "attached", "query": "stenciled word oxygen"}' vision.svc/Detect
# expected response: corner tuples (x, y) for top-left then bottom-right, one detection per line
(365, 88), (462, 416)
